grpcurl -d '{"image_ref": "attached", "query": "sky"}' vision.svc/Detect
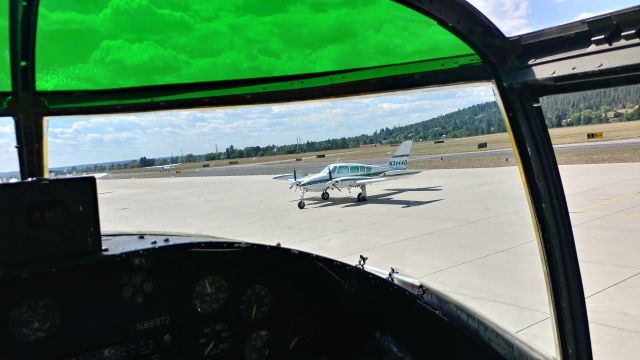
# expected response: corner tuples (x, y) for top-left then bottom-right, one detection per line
(39, 85), (495, 169)
(468, 0), (639, 36)
(0, 117), (16, 172)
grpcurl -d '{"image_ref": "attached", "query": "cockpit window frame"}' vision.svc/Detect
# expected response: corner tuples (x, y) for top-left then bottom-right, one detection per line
(9, 1), (639, 359)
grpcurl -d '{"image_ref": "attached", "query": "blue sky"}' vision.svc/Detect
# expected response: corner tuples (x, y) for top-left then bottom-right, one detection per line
(468, 0), (639, 35)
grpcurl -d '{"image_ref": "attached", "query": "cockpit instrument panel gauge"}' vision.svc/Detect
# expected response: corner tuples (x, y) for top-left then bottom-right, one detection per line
(192, 275), (228, 313)
(196, 321), (232, 358)
(9, 298), (61, 343)
(239, 285), (271, 321)
(244, 330), (271, 360)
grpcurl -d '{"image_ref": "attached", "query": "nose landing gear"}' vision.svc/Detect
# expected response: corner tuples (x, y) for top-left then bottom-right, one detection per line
(298, 189), (306, 209)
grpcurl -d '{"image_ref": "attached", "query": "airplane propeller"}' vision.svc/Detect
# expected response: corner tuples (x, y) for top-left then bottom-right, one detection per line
(289, 168), (301, 190)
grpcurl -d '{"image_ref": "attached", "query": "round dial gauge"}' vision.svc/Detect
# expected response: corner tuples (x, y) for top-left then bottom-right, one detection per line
(196, 321), (232, 358)
(239, 285), (271, 321)
(244, 330), (271, 360)
(192, 275), (228, 313)
(10, 298), (61, 343)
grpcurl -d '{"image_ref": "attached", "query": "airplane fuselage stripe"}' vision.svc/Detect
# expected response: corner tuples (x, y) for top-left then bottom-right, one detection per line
(301, 171), (389, 186)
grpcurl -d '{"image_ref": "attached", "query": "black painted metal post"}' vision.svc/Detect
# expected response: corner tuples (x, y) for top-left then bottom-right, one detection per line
(10, 0), (44, 179)
(497, 84), (592, 360)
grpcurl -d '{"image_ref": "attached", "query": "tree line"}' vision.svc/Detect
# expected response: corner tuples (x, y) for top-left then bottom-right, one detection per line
(540, 84), (640, 127)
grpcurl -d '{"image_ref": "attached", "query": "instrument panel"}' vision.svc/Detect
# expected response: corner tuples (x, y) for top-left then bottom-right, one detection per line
(0, 239), (501, 360)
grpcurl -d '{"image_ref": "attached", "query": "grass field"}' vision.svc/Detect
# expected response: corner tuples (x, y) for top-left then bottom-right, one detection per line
(109, 120), (640, 175)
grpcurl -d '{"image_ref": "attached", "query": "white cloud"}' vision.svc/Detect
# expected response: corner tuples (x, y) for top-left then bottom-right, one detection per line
(467, 0), (532, 35)
(0, 124), (14, 135)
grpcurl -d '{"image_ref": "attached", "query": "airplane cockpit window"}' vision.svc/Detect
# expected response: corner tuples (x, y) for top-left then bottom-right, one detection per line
(536, 84), (640, 358)
(0, 4), (9, 92)
(45, 83), (556, 356)
(35, 0), (479, 92)
(320, 166), (339, 175)
(0, 117), (19, 183)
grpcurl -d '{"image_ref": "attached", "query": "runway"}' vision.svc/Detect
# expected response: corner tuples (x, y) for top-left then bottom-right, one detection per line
(97, 163), (640, 359)
(105, 138), (640, 179)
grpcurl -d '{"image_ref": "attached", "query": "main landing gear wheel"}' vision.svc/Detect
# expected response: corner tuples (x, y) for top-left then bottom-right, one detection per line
(321, 191), (330, 200)
(298, 201), (306, 209)
(357, 192), (367, 202)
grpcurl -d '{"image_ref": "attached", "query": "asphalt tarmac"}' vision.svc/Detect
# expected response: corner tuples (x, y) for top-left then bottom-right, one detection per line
(97, 162), (640, 359)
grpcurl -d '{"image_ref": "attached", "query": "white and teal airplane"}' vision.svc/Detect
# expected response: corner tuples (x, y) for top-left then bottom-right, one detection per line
(274, 140), (420, 209)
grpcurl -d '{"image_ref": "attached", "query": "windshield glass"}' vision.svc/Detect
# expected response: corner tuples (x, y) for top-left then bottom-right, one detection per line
(35, 0), (478, 91)
(0, 117), (19, 182)
(537, 84), (640, 358)
(46, 84), (557, 356)
(0, 3), (10, 92)
(467, 0), (639, 36)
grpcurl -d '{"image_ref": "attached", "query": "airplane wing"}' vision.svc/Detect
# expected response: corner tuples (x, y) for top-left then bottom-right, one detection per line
(332, 171), (421, 185)
(381, 169), (422, 177)
(329, 176), (370, 183)
(355, 178), (389, 185)
(273, 173), (308, 181)
(145, 163), (181, 169)
(273, 174), (294, 180)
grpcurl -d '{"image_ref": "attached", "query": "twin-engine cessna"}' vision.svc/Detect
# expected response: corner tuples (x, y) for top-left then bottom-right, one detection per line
(274, 141), (420, 209)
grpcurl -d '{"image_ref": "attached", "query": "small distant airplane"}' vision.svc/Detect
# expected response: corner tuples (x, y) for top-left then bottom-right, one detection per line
(50, 171), (108, 179)
(146, 163), (181, 172)
(274, 141), (420, 209)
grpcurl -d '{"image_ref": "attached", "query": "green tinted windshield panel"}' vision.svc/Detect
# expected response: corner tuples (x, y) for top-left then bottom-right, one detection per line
(36, 0), (478, 91)
(0, 1), (10, 92)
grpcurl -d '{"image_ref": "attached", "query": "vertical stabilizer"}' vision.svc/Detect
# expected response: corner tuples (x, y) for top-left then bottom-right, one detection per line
(387, 140), (413, 170)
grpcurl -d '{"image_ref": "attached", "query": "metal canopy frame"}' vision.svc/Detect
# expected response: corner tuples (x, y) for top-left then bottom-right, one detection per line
(6, 0), (640, 358)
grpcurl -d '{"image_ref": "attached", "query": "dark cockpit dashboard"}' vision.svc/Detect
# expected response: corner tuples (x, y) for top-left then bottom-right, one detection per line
(0, 233), (516, 360)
